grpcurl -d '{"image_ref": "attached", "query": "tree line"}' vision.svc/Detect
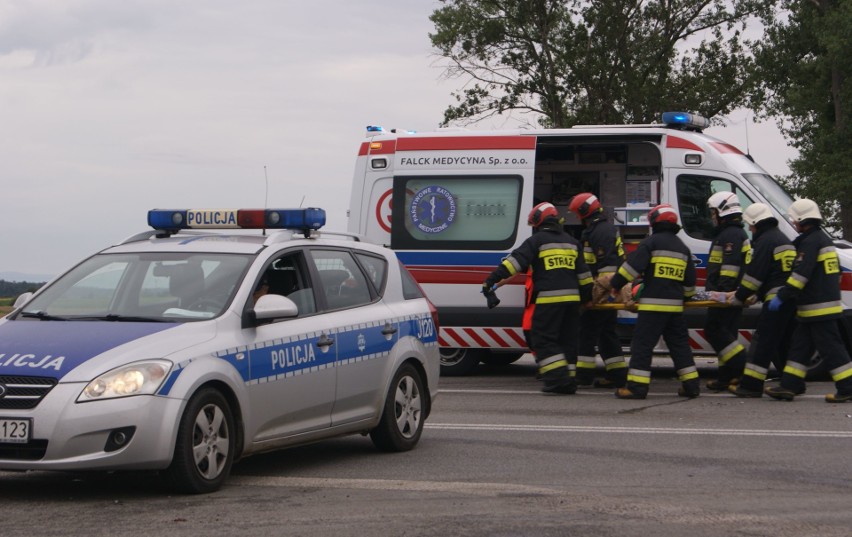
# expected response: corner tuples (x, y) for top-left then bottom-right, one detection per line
(0, 280), (45, 298)
(430, 0), (850, 237)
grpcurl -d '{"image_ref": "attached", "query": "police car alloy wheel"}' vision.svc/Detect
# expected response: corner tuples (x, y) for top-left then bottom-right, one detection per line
(166, 387), (235, 494)
(370, 363), (425, 452)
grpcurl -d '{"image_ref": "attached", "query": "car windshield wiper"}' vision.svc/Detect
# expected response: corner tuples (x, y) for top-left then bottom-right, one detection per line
(75, 314), (172, 323)
(19, 311), (69, 321)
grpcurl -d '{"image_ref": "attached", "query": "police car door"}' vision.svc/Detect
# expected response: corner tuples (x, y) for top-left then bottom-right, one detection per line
(305, 248), (399, 427)
(243, 251), (338, 441)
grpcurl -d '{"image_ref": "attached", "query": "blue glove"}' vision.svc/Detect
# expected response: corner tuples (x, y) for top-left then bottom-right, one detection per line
(767, 296), (783, 312)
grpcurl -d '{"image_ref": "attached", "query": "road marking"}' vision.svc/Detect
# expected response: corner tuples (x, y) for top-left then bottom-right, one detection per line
(438, 388), (829, 399)
(426, 422), (852, 438)
(229, 475), (560, 496)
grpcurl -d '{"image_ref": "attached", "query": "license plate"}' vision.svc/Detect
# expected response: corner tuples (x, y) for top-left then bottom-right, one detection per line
(0, 418), (31, 444)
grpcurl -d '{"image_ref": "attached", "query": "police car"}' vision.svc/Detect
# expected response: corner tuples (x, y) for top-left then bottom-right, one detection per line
(0, 208), (440, 493)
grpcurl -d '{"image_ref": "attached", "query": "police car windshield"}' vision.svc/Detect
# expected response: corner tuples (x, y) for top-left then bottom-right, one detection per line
(19, 252), (252, 322)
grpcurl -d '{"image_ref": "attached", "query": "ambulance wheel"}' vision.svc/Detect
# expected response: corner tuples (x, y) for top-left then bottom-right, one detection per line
(440, 348), (482, 376)
(479, 351), (524, 366)
(166, 387), (235, 494)
(370, 363), (425, 452)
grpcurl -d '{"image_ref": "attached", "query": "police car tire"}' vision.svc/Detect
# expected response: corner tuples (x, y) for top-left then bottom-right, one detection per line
(166, 388), (236, 494)
(479, 351), (524, 366)
(370, 363), (425, 452)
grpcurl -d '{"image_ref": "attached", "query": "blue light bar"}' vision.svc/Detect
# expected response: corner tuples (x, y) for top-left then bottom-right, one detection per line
(661, 112), (710, 130)
(366, 125), (384, 132)
(147, 208), (326, 232)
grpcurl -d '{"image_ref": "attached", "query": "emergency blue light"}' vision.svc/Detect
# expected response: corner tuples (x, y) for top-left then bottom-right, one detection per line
(661, 112), (710, 131)
(366, 125), (384, 132)
(147, 208), (326, 232)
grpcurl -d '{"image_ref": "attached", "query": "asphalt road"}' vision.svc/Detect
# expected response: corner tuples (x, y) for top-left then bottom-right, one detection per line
(2, 355), (851, 537)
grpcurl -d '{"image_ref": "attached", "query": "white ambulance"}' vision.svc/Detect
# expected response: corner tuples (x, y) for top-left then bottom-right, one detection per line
(347, 112), (852, 376)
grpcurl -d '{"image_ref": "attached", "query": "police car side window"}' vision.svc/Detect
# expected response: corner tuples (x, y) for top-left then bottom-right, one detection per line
(355, 253), (387, 296)
(308, 250), (373, 310)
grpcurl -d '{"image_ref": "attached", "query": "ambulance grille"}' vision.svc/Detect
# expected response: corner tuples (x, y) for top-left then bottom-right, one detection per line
(0, 375), (58, 410)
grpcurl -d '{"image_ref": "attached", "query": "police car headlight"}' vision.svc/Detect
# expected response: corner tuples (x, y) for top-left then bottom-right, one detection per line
(77, 360), (173, 402)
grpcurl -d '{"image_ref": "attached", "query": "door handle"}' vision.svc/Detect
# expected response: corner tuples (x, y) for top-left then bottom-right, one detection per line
(381, 323), (398, 336)
(317, 334), (335, 348)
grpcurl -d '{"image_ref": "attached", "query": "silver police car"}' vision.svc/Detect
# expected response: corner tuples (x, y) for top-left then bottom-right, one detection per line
(0, 208), (439, 493)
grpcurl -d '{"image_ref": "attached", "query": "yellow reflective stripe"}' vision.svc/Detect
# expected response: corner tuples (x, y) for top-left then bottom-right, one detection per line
(720, 344), (745, 363)
(797, 305), (844, 318)
(678, 370), (699, 382)
(539, 359), (568, 374)
(627, 374), (651, 385)
(787, 274), (807, 289)
(651, 256), (687, 267)
(576, 356), (596, 369)
(783, 362), (808, 379)
(743, 368), (767, 381)
(501, 259), (519, 276)
(618, 264), (638, 281)
(578, 276), (594, 286)
(637, 304), (684, 312)
(741, 279), (759, 291)
(831, 365), (852, 382)
(817, 251), (837, 262)
(720, 269), (740, 278)
(605, 361), (627, 371)
(536, 295), (581, 304)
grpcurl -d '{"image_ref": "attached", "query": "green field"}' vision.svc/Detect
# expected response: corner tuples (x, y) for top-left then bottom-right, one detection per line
(1, 297), (14, 315)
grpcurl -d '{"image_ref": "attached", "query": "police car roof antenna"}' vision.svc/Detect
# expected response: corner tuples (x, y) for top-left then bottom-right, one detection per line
(298, 195), (312, 238)
(263, 165), (269, 236)
(744, 114), (755, 163)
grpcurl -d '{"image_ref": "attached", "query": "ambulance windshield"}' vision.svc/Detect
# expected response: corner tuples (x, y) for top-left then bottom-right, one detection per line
(742, 173), (795, 223)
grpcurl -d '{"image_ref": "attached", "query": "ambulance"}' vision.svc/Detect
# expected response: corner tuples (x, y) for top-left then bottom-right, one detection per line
(347, 112), (852, 376)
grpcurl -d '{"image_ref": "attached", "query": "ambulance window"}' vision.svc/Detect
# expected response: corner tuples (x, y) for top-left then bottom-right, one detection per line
(390, 175), (522, 250)
(676, 175), (754, 240)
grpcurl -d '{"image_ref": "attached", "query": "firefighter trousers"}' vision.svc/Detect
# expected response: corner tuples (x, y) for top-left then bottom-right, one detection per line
(626, 311), (698, 396)
(577, 309), (626, 386)
(778, 319), (852, 396)
(704, 307), (746, 384)
(739, 300), (796, 392)
(531, 301), (580, 391)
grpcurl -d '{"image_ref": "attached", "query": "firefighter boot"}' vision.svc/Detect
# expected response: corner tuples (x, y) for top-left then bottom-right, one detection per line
(540, 368), (577, 395)
(765, 386), (796, 401)
(615, 386), (647, 400)
(729, 384), (763, 398)
(677, 379), (700, 399)
(825, 392), (852, 403)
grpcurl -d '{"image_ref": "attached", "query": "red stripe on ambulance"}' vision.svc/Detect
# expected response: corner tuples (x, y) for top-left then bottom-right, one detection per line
(396, 136), (536, 152)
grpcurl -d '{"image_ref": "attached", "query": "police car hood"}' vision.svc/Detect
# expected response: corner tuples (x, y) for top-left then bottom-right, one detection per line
(0, 319), (215, 381)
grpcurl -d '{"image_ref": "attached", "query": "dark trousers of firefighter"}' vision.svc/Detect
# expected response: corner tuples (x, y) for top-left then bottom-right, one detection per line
(531, 301), (580, 384)
(627, 311), (697, 396)
(704, 307), (746, 384)
(779, 319), (852, 396)
(577, 309), (626, 385)
(738, 300), (796, 392)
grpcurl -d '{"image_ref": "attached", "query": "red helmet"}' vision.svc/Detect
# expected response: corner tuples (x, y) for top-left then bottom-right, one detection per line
(647, 204), (679, 226)
(568, 193), (601, 219)
(528, 202), (559, 227)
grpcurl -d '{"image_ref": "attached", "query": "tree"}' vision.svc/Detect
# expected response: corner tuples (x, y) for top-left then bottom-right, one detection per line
(751, 0), (852, 239)
(429, 0), (776, 128)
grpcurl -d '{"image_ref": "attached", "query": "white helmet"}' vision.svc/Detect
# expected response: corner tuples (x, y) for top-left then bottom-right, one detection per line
(707, 191), (742, 217)
(742, 203), (774, 226)
(788, 198), (822, 223)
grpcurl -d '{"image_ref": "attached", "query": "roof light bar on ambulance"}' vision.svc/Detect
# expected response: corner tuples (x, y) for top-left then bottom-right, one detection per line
(661, 112), (710, 131)
(147, 208), (326, 232)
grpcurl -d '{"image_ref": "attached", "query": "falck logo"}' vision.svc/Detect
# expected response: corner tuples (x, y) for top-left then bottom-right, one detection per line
(0, 383), (7, 398)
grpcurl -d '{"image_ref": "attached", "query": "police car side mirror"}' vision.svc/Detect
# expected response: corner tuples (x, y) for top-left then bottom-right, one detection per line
(13, 292), (33, 309)
(252, 294), (299, 324)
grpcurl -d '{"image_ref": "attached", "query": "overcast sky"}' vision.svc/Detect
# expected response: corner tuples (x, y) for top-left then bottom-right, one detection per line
(1, 0), (794, 280)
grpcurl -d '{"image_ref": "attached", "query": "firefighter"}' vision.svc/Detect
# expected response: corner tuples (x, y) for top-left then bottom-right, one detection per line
(482, 202), (593, 394)
(567, 193), (627, 388)
(703, 192), (752, 391)
(727, 203), (797, 397)
(764, 199), (852, 403)
(607, 204), (700, 399)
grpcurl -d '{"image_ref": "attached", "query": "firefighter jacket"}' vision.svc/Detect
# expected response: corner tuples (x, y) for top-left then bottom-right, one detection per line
(581, 215), (626, 277)
(734, 222), (795, 303)
(610, 226), (696, 313)
(485, 223), (593, 304)
(705, 219), (751, 292)
(776, 226), (843, 322)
